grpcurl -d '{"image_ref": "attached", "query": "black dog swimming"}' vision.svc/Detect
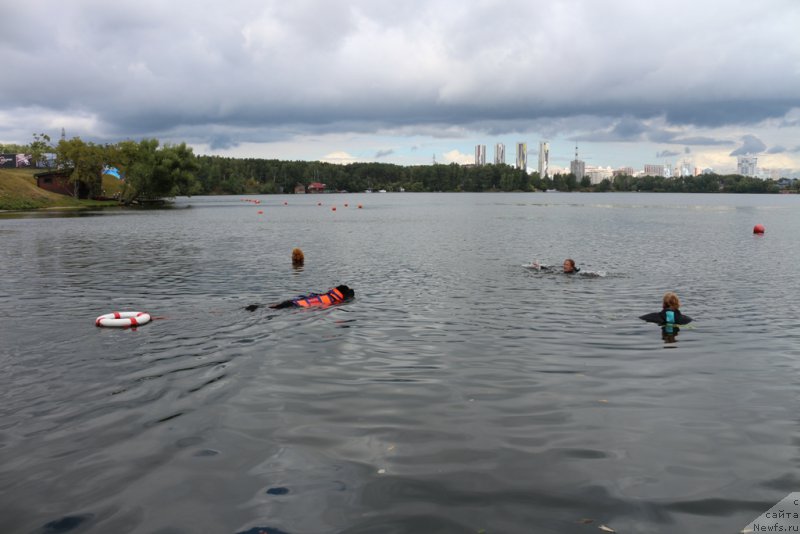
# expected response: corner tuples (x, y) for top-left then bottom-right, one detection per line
(246, 285), (354, 311)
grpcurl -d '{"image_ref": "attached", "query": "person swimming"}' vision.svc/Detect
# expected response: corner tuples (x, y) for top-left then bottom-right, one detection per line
(640, 292), (692, 344)
(530, 258), (580, 274)
(639, 291), (692, 325)
(245, 285), (355, 311)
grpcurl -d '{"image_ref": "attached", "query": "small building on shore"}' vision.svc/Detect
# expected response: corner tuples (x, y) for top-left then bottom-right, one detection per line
(307, 182), (326, 193)
(35, 170), (90, 199)
(294, 183), (306, 194)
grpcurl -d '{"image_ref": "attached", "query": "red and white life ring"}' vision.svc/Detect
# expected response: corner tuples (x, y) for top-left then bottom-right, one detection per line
(95, 311), (152, 328)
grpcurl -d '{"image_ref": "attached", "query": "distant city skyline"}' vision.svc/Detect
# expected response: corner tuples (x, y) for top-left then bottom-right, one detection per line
(1, 1), (798, 177)
(465, 138), (792, 179)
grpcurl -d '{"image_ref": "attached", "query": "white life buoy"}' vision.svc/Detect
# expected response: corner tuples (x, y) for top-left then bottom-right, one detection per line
(95, 311), (152, 328)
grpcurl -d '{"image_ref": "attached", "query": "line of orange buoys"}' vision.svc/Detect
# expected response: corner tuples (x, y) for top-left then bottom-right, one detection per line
(242, 198), (364, 215)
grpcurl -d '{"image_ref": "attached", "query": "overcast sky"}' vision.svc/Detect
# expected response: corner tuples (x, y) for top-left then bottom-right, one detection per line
(1, 0), (799, 174)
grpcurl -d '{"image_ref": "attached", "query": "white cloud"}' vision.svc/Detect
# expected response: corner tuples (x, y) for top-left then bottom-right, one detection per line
(442, 149), (473, 165)
(321, 151), (359, 164)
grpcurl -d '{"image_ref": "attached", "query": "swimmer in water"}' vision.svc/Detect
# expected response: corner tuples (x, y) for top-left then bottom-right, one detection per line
(639, 292), (692, 325)
(531, 258), (580, 274)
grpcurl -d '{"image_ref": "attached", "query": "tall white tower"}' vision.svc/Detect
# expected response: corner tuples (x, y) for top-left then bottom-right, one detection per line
(538, 141), (550, 178)
(516, 142), (527, 170)
(570, 145), (585, 179)
(474, 145), (486, 166)
(494, 143), (505, 165)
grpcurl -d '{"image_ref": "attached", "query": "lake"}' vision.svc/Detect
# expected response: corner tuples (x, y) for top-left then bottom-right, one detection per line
(1, 192), (799, 534)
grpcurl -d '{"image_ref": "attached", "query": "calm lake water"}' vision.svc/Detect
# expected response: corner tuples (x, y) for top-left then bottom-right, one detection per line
(1, 192), (799, 534)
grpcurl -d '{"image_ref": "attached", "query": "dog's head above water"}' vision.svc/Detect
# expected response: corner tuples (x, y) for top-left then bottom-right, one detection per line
(336, 285), (355, 299)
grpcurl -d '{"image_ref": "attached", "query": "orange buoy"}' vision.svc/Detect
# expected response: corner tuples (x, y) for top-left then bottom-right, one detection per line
(753, 224), (765, 234)
(318, 202), (322, 206)
(257, 210), (263, 214)
(331, 206), (337, 211)
(344, 203), (348, 207)
(284, 201), (288, 205)
(357, 204), (363, 209)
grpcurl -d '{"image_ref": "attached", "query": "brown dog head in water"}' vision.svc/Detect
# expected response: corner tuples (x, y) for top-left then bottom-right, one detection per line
(292, 248), (304, 267)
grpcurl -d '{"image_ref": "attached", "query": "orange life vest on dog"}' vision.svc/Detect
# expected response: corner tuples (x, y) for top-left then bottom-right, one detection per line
(294, 287), (346, 308)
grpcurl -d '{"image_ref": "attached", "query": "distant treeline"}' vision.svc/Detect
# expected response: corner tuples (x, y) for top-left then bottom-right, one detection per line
(193, 156), (796, 194)
(193, 157), (534, 194)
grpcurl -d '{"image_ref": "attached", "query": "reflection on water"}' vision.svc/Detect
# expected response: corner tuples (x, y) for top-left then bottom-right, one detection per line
(1, 193), (799, 533)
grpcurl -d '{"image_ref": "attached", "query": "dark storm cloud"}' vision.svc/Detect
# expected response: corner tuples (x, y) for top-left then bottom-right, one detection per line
(1, 0), (798, 149)
(670, 136), (730, 146)
(663, 100), (799, 128)
(611, 118), (649, 140)
(767, 146), (787, 154)
(730, 135), (767, 156)
(647, 129), (677, 143)
(574, 117), (651, 142)
(208, 135), (238, 151)
(374, 149), (394, 159)
(656, 150), (681, 158)
(572, 117), (731, 147)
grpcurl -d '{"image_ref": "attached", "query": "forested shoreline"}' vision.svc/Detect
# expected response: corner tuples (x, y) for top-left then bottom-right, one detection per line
(2, 136), (797, 201)
(191, 155), (796, 194)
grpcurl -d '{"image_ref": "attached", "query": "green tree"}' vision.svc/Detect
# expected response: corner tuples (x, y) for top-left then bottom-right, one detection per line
(552, 173), (567, 191)
(159, 142), (200, 196)
(530, 172), (543, 191)
(565, 173), (577, 191)
(30, 133), (53, 168)
(612, 174), (632, 191)
(596, 178), (612, 192)
(55, 137), (105, 197)
(110, 139), (199, 204)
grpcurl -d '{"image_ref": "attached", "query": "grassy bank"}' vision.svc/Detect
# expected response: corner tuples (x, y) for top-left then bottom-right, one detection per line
(0, 168), (122, 210)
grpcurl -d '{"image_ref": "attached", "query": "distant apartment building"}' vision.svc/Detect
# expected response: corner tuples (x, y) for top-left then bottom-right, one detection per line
(538, 141), (550, 178)
(613, 167), (635, 177)
(737, 156), (757, 177)
(644, 164), (665, 177)
(516, 142), (527, 170)
(586, 166), (613, 185)
(760, 167), (785, 180)
(570, 145), (585, 179)
(494, 143), (505, 165)
(475, 145), (486, 166)
(679, 161), (692, 177)
(570, 159), (585, 179)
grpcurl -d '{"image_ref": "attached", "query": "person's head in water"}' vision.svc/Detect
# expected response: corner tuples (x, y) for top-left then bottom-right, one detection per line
(292, 248), (304, 267)
(563, 259), (577, 273)
(662, 292), (680, 310)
